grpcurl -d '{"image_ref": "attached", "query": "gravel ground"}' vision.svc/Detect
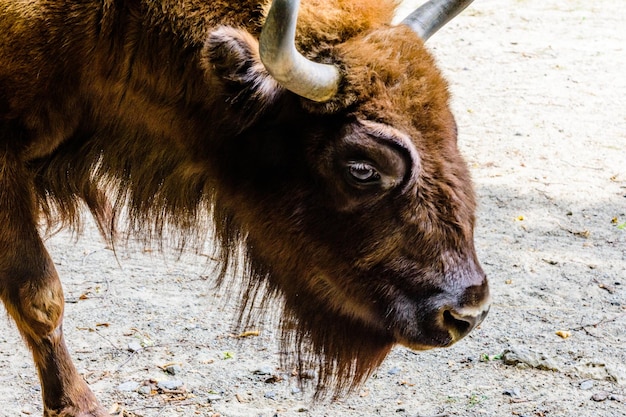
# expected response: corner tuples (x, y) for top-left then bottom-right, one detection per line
(1, 0), (625, 416)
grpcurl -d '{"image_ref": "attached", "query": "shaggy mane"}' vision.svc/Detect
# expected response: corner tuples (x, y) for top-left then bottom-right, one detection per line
(31, 124), (391, 396)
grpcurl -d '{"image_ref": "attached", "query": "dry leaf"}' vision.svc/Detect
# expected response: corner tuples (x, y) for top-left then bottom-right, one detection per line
(237, 330), (260, 338)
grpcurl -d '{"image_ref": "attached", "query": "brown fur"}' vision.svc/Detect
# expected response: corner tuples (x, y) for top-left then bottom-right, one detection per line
(0, 0), (490, 414)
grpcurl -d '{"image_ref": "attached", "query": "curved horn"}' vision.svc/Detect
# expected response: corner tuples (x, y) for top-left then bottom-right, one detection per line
(401, 0), (474, 41)
(259, 0), (340, 102)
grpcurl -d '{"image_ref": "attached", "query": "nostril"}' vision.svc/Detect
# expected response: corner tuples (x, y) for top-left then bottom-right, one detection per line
(442, 309), (474, 338)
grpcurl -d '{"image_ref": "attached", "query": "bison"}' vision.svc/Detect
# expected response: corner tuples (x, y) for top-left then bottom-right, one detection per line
(0, 0), (490, 414)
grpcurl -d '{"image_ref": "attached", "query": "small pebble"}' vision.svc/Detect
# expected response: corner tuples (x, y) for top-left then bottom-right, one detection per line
(127, 341), (143, 352)
(207, 393), (223, 402)
(580, 380), (594, 390)
(387, 367), (401, 375)
(166, 364), (182, 375)
(253, 366), (273, 376)
(503, 387), (521, 397)
(591, 391), (610, 402)
(137, 385), (152, 395)
(264, 391), (276, 399)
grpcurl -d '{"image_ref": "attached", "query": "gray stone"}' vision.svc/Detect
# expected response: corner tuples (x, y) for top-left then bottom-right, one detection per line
(502, 347), (561, 371)
(606, 362), (626, 386)
(117, 381), (140, 392)
(157, 380), (184, 390)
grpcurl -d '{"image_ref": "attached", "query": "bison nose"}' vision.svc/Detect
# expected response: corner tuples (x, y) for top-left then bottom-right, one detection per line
(439, 275), (491, 342)
(441, 303), (490, 342)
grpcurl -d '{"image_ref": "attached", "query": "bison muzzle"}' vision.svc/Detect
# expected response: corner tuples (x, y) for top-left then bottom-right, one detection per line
(0, 0), (490, 414)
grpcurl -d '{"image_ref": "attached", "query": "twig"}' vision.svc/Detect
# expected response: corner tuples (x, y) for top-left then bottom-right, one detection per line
(570, 313), (625, 336)
(90, 327), (121, 350)
(115, 351), (137, 372)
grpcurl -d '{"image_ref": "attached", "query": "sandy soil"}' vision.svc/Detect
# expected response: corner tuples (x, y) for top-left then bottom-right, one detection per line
(1, 0), (625, 416)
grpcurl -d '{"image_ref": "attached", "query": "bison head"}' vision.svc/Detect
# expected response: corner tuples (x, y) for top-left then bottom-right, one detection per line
(203, 0), (490, 393)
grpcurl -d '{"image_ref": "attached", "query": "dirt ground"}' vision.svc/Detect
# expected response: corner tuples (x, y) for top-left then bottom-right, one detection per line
(1, 0), (625, 416)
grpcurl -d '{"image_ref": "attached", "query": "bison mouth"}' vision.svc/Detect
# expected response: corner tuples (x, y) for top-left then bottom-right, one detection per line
(275, 271), (489, 396)
(389, 289), (491, 350)
(263, 264), (490, 397)
(309, 267), (490, 351)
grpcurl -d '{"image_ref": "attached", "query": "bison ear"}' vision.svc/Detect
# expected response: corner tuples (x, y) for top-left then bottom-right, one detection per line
(202, 27), (282, 107)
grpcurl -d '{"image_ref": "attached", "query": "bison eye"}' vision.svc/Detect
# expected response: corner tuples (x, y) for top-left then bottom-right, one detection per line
(346, 161), (381, 185)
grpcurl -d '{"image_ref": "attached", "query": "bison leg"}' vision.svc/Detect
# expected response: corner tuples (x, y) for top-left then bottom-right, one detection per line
(0, 155), (108, 417)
